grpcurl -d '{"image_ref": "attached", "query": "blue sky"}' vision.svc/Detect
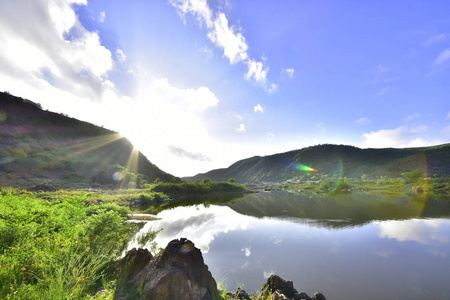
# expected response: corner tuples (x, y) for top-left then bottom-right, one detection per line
(1, 0), (449, 177)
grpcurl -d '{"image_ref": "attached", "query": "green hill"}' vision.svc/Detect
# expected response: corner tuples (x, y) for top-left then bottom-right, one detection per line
(0, 92), (180, 188)
(184, 143), (450, 183)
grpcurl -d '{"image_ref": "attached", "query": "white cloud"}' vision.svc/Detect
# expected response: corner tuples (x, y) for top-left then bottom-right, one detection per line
(362, 126), (442, 148)
(407, 138), (433, 147)
(442, 125), (450, 136)
(446, 111), (450, 119)
(130, 206), (251, 254)
(362, 126), (412, 148)
(282, 68), (295, 78)
(170, 0), (277, 91)
(356, 117), (372, 125)
(237, 123), (246, 132)
(424, 33), (447, 46)
(168, 145), (211, 161)
(405, 113), (421, 122)
(374, 249), (393, 258)
(116, 49), (126, 63)
(98, 11), (106, 23)
(376, 219), (449, 245)
(241, 247), (251, 257)
(0, 0), (113, 100)
(169, 0), (214, 28)
(246, 59), (268, 83)
(254, 103), (264, 113)
(268, 83), (278, 94)
(377, 86), (393, 96)
(434, 48), (450, 65)
(208, 13), (248, 64)
(376, 64), (389, 73)
(0, 0), (228, 177)
(170, 1), (248, 64)
(200, 45), (213, 60)
(265, 132), (274, 140)
(410, 125), (427, 133)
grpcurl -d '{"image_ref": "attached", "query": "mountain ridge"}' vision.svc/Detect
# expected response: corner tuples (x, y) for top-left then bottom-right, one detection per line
(183, 143), (450, 183)
(0, 92), (180, 188)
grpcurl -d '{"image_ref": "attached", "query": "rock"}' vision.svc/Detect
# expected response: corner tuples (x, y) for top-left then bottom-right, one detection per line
(260, 275), (314, 300)
(28, 183), (56, 192)
(116, 248), (153, 281)
(233, 287), (252, 299)
(262, 275), (297, 298)
(115, 238), (221, 300)
(313, 292), (326, 300)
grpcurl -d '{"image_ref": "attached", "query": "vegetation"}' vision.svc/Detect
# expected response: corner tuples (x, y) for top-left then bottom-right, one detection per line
(0, 91), (180, 188)
(185, 144), (450, 184)
(0, 188), (136, 299)
(0, 179), (247, 299)
(275, 172), (450, 194)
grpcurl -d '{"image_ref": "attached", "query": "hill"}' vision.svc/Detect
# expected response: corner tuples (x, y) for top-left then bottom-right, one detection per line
(184, 143), (450, 183)
(0, 92), (180, 188)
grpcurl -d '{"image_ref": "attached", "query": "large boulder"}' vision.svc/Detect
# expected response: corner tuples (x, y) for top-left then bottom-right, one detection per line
(115, 238), (221, 300)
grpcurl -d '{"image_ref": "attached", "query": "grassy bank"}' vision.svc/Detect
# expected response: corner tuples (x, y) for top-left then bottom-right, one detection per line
(0, 188), (134, 299)
(274, 176), (450, 194)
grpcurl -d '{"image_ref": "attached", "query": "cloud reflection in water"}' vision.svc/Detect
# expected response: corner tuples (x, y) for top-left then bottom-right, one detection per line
(136, 205), (253, 253)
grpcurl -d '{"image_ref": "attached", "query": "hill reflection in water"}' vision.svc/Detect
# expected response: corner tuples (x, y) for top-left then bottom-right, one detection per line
(132, 191), (450, 299)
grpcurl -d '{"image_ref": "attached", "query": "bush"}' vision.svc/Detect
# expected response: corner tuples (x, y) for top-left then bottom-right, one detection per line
(10, 148), (27, 157)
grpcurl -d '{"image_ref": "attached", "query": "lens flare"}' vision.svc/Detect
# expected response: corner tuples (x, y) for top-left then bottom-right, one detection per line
(295, 163), (317, 172)
(0, 111), (7, 122)
(331, 159), (344, 192)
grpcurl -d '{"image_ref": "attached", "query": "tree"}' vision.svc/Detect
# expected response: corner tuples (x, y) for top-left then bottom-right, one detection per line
(361, 174), (367, 181)
(228, 178), (236, 183)
(401, 169), (423, 184)
(202, 177), (211, 185)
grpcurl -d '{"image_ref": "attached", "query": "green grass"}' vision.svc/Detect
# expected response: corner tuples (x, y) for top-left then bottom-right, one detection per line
(0, 188), (135, 299)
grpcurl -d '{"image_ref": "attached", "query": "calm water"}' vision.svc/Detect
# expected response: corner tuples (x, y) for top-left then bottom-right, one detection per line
(132, 191), (450, 299)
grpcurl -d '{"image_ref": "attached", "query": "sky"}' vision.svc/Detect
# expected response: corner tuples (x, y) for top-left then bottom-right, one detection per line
(1, 0), (450, 177)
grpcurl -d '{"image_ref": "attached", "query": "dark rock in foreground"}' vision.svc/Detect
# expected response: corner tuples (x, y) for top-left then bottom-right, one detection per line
(115, 238), (326, 300)
(115, 238), (221, 300)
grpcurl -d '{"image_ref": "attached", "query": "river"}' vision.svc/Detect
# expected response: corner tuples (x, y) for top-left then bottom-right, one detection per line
(131, 191), (450, 299)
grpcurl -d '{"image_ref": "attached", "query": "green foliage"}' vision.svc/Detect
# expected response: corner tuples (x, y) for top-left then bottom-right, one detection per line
(228, 178), (236, 183)
(10, 148), (27, 157)
(136, 229), (163, 254)
(186, 143), (450, 184)
(149, 181), (246, 197)
(401, 169), (423, 184)
(0, 190), (135, 299)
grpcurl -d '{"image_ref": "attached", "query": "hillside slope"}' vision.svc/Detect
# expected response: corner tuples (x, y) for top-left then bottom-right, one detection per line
(184, 143), (450, 183)
(0, 92), (180, 188)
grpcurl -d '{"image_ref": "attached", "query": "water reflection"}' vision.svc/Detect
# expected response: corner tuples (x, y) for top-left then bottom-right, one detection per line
(376, 219), (449, 244)
(132, 191), (450, 299)
(131, 205), (253, 253)
(225, 191), (450, 228)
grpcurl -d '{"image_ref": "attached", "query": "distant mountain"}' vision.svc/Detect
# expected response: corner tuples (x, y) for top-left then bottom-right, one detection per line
(184, 143), (450, 183)
(0, 92), (180, 188)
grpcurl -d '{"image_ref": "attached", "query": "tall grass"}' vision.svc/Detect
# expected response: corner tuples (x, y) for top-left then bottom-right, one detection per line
(0, 188), (135, 299)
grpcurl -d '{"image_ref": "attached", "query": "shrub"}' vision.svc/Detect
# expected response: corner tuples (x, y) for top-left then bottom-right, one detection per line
(10, 148), (27, 157)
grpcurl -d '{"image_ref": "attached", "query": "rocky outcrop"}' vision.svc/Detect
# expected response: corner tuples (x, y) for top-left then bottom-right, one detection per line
(115, 238), (221, 300)
(258, 275), (326, 300)
(28, 183), (57, 192)
(115, 239), (326, 300)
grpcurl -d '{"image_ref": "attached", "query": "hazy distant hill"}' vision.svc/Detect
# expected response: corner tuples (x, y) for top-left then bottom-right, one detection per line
(184, 143), (450, 183)
(0, 92), (180, 188)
